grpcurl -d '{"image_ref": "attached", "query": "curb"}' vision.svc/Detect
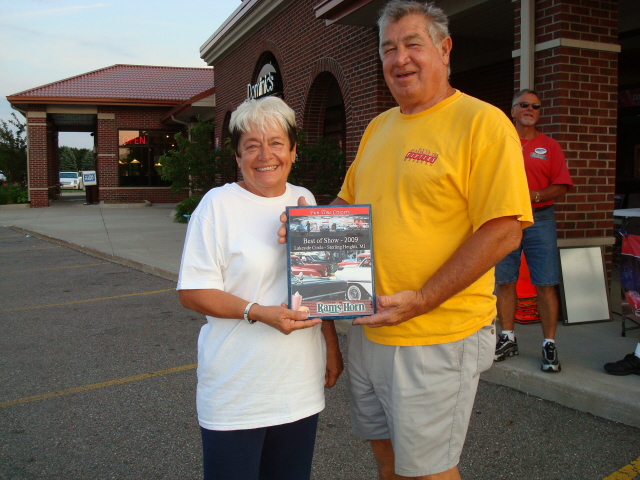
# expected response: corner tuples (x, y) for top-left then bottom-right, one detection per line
(0, 203), (30, 210)
(99, 200), (152, 208)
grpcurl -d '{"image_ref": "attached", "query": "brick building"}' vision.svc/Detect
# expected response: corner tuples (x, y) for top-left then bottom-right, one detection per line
(7, 64), (215, 207)
(201, 0), (639, 261)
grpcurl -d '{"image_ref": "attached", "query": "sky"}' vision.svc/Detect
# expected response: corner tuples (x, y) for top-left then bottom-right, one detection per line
(0, 0), (240, 148)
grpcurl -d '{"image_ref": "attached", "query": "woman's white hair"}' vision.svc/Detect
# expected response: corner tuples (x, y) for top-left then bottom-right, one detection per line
(229, 96), (297, 155)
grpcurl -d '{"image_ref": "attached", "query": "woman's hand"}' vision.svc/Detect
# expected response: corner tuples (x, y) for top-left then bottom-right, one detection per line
(321, 321), (343, 388)
(251, 303), (322, 334)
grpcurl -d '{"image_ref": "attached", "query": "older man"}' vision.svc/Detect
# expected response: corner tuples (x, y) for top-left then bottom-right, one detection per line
(494, 89), (573, 373)
(334, 1), (535, 477)
(281, 1), (531, 478)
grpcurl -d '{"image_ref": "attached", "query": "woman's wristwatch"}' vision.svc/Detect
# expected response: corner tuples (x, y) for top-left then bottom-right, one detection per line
(244, 302), (257, 324)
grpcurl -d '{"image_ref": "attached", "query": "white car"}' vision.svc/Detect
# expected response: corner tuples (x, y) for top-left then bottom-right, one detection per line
(334, 257), (373, 300)
(59, 172), (83, 190)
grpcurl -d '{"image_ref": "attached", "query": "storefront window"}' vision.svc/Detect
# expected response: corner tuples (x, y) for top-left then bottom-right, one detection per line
(118, 130), (178, 187)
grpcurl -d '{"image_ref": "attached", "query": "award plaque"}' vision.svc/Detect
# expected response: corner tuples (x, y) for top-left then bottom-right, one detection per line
(286, 204), (375, 320)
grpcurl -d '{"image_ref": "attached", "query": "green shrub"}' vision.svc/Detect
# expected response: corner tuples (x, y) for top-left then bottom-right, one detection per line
(0, 184), (28, 205)
(289, 132), (346, 203)
(174, 196), (202, 223)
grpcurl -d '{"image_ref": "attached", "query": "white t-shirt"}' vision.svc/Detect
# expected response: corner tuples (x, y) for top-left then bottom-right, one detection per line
(177, 182), (325, 431)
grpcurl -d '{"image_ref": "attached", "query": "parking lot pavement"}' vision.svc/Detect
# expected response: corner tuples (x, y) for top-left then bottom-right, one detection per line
(0, 227), (373, 480)
(2, 227), (639, 480)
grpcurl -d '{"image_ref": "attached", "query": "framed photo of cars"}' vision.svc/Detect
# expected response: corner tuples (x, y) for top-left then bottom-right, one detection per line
(286, 204), (376, 320)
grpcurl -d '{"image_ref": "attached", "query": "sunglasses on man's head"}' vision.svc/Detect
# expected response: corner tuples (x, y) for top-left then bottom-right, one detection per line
(514, 102), (541, 110)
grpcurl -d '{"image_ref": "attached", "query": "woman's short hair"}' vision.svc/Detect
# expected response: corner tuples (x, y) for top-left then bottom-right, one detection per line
(377, 0), (450, 51)
(229, 96), (297, 156)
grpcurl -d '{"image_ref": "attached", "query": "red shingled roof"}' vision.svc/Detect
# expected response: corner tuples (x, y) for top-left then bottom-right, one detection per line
(7, 64), (214, 106)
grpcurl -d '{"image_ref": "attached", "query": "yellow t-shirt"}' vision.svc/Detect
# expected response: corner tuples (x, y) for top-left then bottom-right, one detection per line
(338, 91), (533, 346)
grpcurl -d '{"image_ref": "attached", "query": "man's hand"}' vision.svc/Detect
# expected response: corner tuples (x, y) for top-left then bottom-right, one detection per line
(352, 290), (426, 328)
(278, 196), (309, 245)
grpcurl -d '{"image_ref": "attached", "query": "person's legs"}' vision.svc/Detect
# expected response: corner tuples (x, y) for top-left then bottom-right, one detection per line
(259, 414), (319, 480)
(536, 285), (559, 339)
(356, 324), (493, 478)
(201, 427), (264, 480)
(523, 207), (561, 372)
(370, 439), (401, 480)
(370, 438), (462, 480)
(495, 246), (521, 361)
(496, 282), (517, 332)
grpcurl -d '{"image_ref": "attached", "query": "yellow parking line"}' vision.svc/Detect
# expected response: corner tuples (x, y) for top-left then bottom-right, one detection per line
(0, 246), (62, 252)
(0, 262), (109, 274)
(0, 364), (197, 408)
(0, 288), (175, 313)
(602, 457), (640, 480)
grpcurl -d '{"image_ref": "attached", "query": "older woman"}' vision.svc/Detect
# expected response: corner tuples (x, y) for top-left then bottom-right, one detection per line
(177, 96), (343, 480)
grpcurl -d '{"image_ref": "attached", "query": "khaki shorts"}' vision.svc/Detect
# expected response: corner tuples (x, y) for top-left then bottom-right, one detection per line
(347, 322), (495, 477)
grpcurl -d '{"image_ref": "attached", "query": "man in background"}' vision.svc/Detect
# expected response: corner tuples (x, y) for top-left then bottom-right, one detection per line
(494, 89), (573, 373)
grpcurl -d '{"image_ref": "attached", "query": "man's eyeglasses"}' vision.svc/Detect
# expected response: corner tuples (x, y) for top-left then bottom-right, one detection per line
(514, 102), (541, 110)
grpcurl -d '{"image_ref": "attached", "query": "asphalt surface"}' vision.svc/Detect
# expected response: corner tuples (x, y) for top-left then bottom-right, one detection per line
(2, 226), (640, 479)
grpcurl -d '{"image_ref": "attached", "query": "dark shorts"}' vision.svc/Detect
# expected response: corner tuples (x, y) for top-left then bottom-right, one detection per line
(200, 414), (319, 480)
(495, 205), (559, 287)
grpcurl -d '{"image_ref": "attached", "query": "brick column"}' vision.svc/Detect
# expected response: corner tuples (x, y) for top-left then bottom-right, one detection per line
(514, 0), (619, 241)
(47, 129), (59, 199)
(26, 107), (49, 208)
(96, 111), (118, 202)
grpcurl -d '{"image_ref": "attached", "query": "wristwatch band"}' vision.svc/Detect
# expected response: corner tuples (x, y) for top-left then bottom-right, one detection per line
(244, 302), (257, 324)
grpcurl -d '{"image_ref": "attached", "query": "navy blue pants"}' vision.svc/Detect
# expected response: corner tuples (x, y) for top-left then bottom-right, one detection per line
(200, 413), (319, 480)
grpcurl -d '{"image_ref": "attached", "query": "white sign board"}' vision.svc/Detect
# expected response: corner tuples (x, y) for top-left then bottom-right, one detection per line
(82, 171), (97, 186)
(559, 246), (611, 324)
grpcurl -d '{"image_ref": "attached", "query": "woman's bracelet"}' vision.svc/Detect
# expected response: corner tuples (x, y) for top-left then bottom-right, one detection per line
(244, 302), (258, 324)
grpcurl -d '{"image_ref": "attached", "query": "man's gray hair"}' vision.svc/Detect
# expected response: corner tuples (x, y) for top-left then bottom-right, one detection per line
(229, 96), (297, 156)
(377, 0), (450, 50)
(512, 89), (540, 107)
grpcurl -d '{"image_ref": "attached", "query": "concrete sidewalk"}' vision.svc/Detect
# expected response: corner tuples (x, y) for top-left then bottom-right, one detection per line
(2, 197), (639, 429)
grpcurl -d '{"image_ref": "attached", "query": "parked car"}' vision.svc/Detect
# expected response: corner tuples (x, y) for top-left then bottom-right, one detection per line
(337, 252), (370, 269)
(334, 257), (373, 300)
(291, 265), (322, 278)
(296, 253), (335, 275)
(291, 255), (328, 276)
(290, 276), (347, 303)
(59, 172), (83, 190)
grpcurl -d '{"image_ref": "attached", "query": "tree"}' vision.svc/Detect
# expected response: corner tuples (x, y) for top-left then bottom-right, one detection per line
(157, 117), (236, 222)
(58, 146), (78, 171)
(58, 146), (91, 171)
(289, 132), (346, 204)
(81, 150), (95, 170)
(0, 112), (27, 184)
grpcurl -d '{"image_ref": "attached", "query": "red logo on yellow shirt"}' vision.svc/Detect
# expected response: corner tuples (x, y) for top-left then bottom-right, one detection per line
(404, 149), (438, 165)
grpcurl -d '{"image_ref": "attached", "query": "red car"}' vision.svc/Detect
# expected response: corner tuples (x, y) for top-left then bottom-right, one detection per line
(291, 265), (322, 278)
(290, 255), (328, 277)
(337, 253), (370, 269)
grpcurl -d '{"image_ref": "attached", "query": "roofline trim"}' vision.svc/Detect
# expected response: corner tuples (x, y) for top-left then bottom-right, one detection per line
(199, 0), (295, 66)
(6, 96), (184, 107)
(160, 87), (217, 123)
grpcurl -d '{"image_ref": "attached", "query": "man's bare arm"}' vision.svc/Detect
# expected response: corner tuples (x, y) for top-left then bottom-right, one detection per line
(353, 215), (523, 327)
